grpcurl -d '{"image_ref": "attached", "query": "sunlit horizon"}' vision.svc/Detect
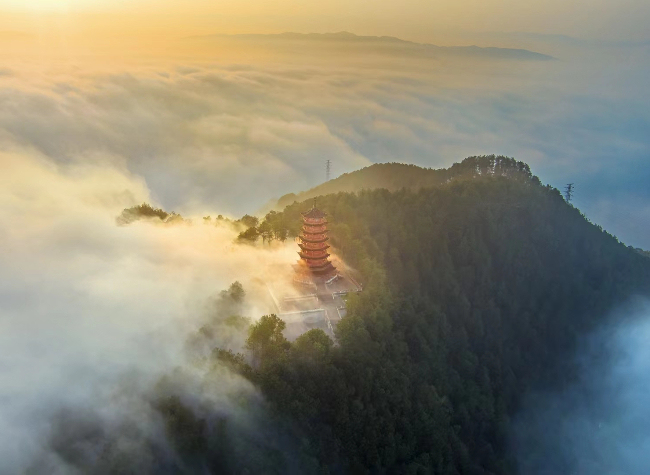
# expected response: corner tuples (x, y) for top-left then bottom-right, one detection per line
(2, 0), (650, 46)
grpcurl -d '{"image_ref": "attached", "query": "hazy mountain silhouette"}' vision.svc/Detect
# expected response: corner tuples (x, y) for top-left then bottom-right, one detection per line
(185, 31), (554, 61)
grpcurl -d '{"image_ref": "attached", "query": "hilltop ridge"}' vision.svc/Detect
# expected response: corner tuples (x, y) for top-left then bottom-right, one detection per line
(276, 155), (538, 209)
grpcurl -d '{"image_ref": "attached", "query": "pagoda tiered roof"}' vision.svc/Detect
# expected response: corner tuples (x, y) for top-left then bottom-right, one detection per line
(302, 224), (327, 234)
(300, 234), (328, 243)
(298, 241), (330, 251)
(296, 205), (337, 279)
(298, 251), (331, 260)
(301, 208), (326, 219)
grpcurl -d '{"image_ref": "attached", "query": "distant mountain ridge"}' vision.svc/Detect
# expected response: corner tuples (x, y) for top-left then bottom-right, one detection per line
(185, 31), (554, 61)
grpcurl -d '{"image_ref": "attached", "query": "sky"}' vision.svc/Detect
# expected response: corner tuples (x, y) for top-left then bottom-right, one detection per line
(2, 0), (650, 43)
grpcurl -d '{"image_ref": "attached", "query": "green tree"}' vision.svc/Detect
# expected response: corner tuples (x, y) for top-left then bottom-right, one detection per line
(239, 214), (259, 228)
(246, 314), (290, 368)
(291, 329), (333, 363)
(237, 226), (259, 242)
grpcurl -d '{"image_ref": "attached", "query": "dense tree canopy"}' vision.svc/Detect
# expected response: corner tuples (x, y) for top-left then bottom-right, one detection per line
(243, 166), (650, 473)
(113, 157), (650, 473)
(116, 203), (184, 225)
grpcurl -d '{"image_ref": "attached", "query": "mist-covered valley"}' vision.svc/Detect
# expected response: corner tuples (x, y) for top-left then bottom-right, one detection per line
(513, 301), (650, 474)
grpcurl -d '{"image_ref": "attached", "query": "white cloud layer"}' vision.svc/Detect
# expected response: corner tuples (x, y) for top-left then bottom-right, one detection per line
(0, 149), (296, 471)
(0, 39), (648, 246)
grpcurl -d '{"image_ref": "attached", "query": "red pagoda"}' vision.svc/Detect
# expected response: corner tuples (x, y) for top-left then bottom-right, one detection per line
(295, 203), (337, 281)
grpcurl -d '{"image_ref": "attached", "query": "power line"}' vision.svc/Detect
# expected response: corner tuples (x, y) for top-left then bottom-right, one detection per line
(564, 183), (574, 203)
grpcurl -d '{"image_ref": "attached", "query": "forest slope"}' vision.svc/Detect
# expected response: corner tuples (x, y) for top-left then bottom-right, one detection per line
(101, 158), (650, 474)
(248, 166), (650, 473)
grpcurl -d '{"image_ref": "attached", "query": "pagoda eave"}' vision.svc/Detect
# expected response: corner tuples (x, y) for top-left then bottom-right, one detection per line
(298, 252), (331, 260)
(302, 227), (328, 234)
(299, 236), (329, 243)
(298, 243), (330, 251)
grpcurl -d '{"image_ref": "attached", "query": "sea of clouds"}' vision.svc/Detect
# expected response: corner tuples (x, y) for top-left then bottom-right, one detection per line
(0, 35), (649, 471)
(0, 36), (649, 246)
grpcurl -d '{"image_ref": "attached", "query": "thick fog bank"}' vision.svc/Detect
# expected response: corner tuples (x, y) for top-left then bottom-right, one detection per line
(0, 150), (298, 472)
(511, 299), (650, 474)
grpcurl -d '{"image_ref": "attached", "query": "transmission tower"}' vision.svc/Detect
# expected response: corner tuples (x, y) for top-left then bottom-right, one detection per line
(564, 183), (574, 203)
(326, 160), (331, 181)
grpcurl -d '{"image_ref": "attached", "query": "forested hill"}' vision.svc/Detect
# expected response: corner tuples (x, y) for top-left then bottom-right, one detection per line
(275, 155), (537, 209)
(241, 170), (650, 473)
(101, 162), (650, 474)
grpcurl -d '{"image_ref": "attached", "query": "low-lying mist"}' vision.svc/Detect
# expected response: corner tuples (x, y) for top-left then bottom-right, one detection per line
(0, 149), (302, 472)
(512, 299), (650, 474)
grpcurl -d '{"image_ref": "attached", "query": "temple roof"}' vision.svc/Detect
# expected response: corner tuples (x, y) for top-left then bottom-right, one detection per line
(300, 235), (329, 243)
(298, 242), (330, 250)
(301, 207), (326, 219)
(298, 251), (331, 260)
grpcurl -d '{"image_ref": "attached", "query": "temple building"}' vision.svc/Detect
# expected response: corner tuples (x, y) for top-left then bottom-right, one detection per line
(265, 201), (362, 340)
(295, 204), (337, 282)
